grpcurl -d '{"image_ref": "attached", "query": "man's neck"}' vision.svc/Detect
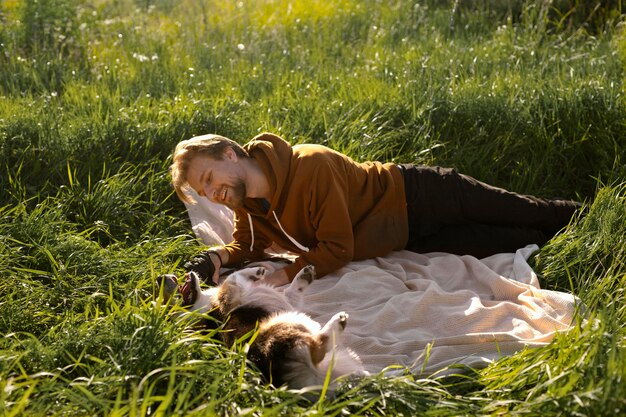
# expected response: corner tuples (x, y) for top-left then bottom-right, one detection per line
(243, 158), (271, 200)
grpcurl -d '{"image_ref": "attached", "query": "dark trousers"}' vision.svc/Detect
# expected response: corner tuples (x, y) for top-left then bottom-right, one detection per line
(398, 164), (581, 258)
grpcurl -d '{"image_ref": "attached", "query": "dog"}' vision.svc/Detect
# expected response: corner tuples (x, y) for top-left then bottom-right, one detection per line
(157, 264), (367, 389)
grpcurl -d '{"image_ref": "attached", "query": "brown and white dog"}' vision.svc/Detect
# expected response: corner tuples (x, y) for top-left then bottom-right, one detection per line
(158, 264), (366, 389)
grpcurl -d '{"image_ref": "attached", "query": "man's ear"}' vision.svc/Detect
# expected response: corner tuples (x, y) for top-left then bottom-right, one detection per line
(223, 147), (238, 162)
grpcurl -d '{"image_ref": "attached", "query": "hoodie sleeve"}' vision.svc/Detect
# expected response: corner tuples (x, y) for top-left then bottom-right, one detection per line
(282, 161), (354, 280)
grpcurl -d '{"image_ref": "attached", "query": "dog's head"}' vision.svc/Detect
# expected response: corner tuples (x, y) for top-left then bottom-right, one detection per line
(156, 271), (214, 309)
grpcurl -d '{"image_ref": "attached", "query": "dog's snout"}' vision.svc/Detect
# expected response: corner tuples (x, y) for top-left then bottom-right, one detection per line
(157, 273), (175, 285)
(156, 274), (180, 300)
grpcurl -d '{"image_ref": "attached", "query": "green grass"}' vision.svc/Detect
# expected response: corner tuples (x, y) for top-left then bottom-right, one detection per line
(1, 0), (625, 415)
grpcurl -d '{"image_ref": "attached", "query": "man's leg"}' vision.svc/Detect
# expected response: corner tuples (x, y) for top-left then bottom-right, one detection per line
(405, 223), (548, 258)
(400, 164), (580, 255)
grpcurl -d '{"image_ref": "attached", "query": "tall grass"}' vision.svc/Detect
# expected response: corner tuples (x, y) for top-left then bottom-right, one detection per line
(1, 0), (625, 415)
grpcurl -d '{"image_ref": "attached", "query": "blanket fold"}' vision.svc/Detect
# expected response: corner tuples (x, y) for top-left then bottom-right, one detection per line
(292, 245), (581, 374)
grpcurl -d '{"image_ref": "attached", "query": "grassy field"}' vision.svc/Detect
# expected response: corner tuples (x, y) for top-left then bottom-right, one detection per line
(1, 0), (625, 415)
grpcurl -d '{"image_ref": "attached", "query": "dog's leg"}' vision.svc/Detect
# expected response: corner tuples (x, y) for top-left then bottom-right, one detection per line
(319, 312), (348, 343)
(233, 266), (266, 288)
(292, 265), (315, 291)
(250, 266), (266, 281)
(309, 312), (348, 365)
(215, 280), (243, 315)
(284, 265), (315, 308)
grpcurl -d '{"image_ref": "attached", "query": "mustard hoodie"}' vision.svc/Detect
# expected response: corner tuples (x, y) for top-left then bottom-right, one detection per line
(222, 132), (408, 281)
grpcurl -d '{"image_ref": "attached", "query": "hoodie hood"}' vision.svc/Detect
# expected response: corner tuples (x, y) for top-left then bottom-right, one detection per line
(242, 133), (293, 217)
(240, 133), (310, 254)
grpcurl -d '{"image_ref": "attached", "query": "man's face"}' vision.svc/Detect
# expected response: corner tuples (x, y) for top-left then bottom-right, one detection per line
(186, 150), (247, 209)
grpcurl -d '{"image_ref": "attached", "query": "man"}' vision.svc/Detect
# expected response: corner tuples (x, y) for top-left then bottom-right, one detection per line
(171, 132), (581, 287)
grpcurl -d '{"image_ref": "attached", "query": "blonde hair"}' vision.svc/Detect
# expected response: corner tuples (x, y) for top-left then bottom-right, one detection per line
(170, 134), (249, 203)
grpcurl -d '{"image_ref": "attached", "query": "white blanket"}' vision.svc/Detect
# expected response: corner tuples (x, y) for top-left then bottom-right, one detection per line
(295, 245), (581, 375)
(186, 205), (581, 375)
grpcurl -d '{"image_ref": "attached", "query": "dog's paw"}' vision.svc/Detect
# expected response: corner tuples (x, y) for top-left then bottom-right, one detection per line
(250, 267), (266, 281)
(335, 312), (349, 330)
(318, 312), (350, 353)
(292, 265), (315, 292)
(227, 266), (267, 288)
(324, 311), (349, 334)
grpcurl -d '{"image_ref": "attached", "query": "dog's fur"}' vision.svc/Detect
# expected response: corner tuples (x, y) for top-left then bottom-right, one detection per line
(158, 265), (366, 389)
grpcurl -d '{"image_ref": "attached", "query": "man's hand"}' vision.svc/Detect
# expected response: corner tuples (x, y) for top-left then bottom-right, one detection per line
(183, 249), (223, 285)
(254, 268), (290, 287)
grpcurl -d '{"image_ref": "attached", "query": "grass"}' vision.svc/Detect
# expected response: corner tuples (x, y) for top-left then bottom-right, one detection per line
(0, 0), (625, 415)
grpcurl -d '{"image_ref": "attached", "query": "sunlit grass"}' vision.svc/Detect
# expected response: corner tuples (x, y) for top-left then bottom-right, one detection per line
(0, 0), (625, 415)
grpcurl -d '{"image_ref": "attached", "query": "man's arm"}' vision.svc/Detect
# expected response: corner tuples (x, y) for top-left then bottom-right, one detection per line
(186, 210), (269, 284)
